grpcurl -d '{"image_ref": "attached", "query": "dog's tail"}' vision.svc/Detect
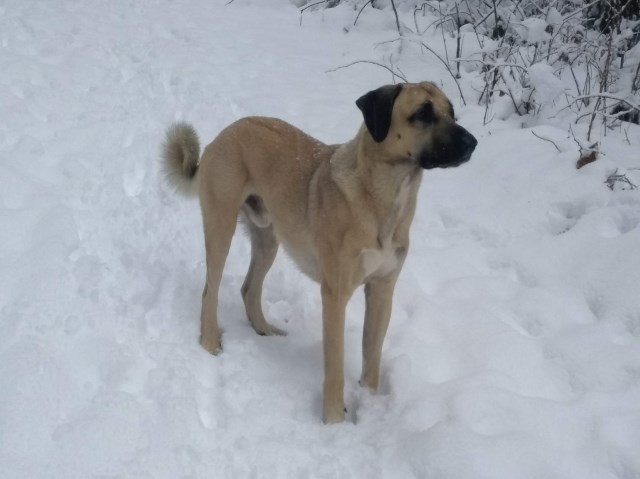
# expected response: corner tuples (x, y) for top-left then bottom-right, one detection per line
(161, 122), (200, 196)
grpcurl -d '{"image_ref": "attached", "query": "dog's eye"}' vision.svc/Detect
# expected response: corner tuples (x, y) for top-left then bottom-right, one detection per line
(410, 103), (435, 124)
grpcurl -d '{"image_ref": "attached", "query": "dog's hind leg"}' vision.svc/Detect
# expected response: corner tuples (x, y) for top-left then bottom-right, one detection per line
(199, 205), (239, 355)
(241, 218), (286, 336)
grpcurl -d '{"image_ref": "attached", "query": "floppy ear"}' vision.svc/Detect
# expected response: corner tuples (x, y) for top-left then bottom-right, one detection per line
(355, 84), (402, 143)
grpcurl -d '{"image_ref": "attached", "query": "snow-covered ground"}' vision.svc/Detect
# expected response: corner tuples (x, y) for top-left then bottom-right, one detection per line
(2, 1), (640, 477)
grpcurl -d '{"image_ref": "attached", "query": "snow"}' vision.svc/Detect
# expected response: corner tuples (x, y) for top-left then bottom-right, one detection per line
(1, 0), (640, 478)
(528, 62), (568, 104)
(516, 17), (552, 44)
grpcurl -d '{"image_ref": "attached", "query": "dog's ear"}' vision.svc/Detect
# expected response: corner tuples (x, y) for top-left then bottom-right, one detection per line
(356, 84), (403, 142)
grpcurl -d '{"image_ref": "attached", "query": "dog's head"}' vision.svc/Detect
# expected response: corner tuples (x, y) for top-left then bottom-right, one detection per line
(356, 82), (477, 169)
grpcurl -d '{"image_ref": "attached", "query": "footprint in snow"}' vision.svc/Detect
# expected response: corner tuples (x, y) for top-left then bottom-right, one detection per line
(546, 201), (589, 236)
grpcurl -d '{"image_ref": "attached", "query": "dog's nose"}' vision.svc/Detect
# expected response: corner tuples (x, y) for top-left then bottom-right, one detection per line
(462, 131), (478, 151)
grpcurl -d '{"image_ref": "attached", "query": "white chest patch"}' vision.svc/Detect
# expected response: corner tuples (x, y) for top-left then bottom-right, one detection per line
(358, 173), (415, 281)
(360, 245), (400, 280)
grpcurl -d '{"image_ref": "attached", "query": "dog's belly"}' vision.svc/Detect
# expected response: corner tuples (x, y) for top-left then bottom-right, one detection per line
(282, 242), (321, 282)
(281, 241), (403, 285)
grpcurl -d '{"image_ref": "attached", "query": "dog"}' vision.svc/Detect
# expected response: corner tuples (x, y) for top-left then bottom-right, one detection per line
(162, 82), (477, 423)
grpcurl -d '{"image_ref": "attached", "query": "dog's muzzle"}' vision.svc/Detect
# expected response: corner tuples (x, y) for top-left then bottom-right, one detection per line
(452, 127), (478, 165)
(419, 125), (478, 169)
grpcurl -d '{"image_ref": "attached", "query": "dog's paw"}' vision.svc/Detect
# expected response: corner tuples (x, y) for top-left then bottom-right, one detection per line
(199, 334), (222, 355)
(358, 378), (379, 392)
(254, 323), (287, 337)
(322, 405), (346, 424)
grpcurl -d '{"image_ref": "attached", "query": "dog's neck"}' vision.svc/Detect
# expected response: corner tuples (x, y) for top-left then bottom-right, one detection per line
(332, 126), (422, 246)
(356, 125), (421, 198)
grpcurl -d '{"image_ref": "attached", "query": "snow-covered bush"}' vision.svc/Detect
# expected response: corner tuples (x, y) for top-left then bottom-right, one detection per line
(301, 0), (640, 136)
(411, 0), (640, 133)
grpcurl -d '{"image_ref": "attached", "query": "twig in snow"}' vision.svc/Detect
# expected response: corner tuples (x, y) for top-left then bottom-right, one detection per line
(605, 169), (638, 190)
(557, 94), (640, 116)
(389, 0), (401, 36)
(326, 60), (408, 83)
(500, 70), (522, 115)
(531, 130), (561, 152)
(300, 0), (327, 12)
(354, 0), (373, 26)
(632, 63), (640, 94)
(299, 0), (328, 25)
(400, 37), (466, 105)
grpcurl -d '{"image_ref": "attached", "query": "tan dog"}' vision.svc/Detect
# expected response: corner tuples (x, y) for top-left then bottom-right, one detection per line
(162, 82), (477, 423)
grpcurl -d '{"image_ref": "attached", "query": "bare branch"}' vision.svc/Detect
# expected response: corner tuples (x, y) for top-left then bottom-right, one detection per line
(605, 169), (638, 190)
(354, 0), (373, 27)
(326, 60), (409, 83)
(299, 0), (328, 25)
(559, 94), (640, 114)
(531, 130), (562, 152)
(402, 37), (467, 105)
(300, 0), (327, 13)
(389, 0), (401, 36)
(632, 63), (640, 94)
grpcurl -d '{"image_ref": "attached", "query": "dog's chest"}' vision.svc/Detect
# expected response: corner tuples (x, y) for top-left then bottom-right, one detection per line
(358, 175), (414, 280)
(359, 244), (402, 280)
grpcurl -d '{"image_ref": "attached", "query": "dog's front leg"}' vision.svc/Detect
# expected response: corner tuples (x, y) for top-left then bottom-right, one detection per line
(360, 276), (398, 391)
(321, 278), (350, 423)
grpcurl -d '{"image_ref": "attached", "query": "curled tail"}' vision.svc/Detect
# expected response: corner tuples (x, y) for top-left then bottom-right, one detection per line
(162, 122), (200, 196)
